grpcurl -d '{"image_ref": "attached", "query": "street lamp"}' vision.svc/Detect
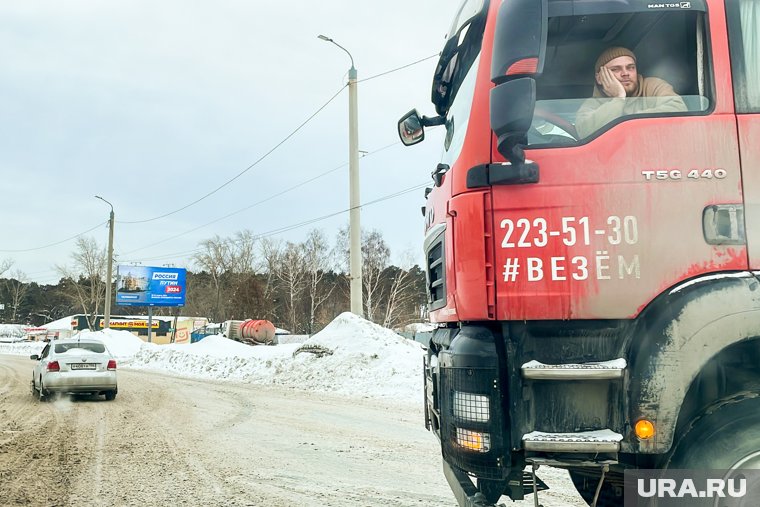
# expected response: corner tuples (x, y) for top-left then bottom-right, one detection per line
(318, 34), (363, 317)
(95, 195), (115, 329)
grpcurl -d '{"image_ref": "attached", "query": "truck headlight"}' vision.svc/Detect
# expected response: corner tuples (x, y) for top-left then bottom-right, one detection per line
(453, 391), (490, 423)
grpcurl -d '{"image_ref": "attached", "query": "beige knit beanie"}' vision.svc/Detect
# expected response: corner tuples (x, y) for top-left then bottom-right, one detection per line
(594, 47), (636, 72)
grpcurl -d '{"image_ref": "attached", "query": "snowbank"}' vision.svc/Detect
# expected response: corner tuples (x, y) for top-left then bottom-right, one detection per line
(0, 324), (26, 342)
(42, 316), (74, 330)
(125, 313), (424, 402)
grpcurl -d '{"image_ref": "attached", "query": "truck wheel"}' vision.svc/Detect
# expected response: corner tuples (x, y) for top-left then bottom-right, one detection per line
(568, 469), (624, 507)
(660, 393), (760, 502)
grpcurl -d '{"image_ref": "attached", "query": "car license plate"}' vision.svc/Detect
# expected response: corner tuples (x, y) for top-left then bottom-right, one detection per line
(70, 363), (96, 370)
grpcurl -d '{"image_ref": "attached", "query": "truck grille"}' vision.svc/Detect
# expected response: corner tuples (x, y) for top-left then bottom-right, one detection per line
(426, 235), (446, 310)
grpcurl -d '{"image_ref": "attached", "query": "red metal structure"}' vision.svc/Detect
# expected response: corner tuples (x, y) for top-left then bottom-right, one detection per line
(400, 0), (760, 504)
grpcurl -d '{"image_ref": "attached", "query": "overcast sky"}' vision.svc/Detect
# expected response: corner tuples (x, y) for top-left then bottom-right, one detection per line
(0, 1), (454, 284)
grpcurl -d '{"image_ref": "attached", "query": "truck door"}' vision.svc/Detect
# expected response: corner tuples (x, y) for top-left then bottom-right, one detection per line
(726, 0), (760, 269)
(490, 1), (746, 321)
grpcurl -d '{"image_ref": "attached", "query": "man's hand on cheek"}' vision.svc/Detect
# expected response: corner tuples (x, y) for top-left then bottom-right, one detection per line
(597, 67), (626, 98)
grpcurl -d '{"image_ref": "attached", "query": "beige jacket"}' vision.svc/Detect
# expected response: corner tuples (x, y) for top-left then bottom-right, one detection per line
(575, 76), (687, 138)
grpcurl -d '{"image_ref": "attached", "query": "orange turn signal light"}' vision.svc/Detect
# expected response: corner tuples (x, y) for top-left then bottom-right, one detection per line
(635, 419), (655, 440)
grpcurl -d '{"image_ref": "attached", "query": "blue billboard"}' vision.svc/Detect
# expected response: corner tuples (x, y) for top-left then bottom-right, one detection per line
(116, 266), (187, 307)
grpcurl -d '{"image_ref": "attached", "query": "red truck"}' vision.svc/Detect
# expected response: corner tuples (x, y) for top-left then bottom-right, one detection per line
(399, 0), (760, 505)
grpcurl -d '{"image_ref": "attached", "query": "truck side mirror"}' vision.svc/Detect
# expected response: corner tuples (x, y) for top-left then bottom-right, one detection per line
(488, 0), (546, 165)
(491, 78), (536, 164)
(30, 354), (39, 360)
(398, 110), (425, 146)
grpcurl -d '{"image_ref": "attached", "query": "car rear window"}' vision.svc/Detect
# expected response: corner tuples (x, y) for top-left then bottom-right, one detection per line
(54, 342), (106, 354)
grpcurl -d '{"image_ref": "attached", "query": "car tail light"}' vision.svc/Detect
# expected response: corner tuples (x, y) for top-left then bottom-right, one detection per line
(47, 361), (60, 372)
(107, 360), (117, 371)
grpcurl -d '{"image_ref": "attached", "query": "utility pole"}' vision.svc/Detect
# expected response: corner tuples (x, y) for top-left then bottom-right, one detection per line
(95, 196), (115, 329)
(318, 34), (363, 316)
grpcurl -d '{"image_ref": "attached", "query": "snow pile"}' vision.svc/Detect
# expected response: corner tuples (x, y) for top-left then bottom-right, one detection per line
(127, 312), (425, 403)
(288, 312), (425, 400)
(0, 324), (26, 342)
(42, 316), (74, 329)
(0, 340), (45, 355)
(275, 334), (309, 345)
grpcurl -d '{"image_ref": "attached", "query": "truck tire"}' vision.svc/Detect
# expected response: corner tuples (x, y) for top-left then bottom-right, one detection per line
(660, 393), (760, 504)
(568, 469), (624, 507)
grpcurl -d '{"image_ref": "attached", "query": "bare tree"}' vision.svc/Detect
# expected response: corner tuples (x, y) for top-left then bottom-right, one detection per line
(193, 235), (234, 321)
(303, 229), (333, 334)
(382, 251), (420, 329)
(56, 237), (107, 330)
(5, 270), (30, 323)
(362, 229), (390, 323)
(259, 238), (283, 322)
(232, 230), (257, 274)
(0, 258), (12, 278)
(275, 242), (307, 333)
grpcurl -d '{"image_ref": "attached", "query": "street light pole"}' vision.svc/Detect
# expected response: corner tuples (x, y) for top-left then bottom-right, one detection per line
(318, 34), (363, 317)
(95, 196), (115, 329)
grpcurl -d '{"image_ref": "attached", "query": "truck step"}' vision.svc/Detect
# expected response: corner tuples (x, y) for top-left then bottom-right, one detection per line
(523, 429), (623, 453)
(521, 358), (626, 380)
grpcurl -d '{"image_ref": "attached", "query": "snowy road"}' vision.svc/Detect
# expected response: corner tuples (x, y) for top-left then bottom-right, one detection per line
(1, 354), (585, 506)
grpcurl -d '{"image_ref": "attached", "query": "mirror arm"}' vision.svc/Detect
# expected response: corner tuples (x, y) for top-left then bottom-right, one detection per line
(421, 115), (446, 127)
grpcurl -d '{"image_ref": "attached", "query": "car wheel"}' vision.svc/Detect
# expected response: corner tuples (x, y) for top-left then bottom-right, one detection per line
(659, 393), (760, 505)
(38, 378), (49, 402)
(568, 468), (624, 507)
(104, 390), (117, 401)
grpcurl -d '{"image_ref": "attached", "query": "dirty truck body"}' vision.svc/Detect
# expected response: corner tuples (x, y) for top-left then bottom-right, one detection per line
(399, 0), (760, 504)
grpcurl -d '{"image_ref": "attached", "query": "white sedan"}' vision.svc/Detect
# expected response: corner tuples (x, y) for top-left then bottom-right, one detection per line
(31, 338), (118, 401)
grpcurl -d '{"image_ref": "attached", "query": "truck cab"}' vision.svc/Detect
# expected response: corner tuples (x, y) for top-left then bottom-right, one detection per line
(401, 0), (760, 504)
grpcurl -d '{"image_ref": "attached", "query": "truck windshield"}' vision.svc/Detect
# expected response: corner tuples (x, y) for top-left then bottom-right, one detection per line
(525, 9), (710, 146)
(431, 0), (488, 116)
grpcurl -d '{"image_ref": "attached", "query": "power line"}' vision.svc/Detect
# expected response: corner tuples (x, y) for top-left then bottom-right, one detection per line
(359, 53), (439, 83)
(119, 84), (347, 225)
(119, 52), (440, 225)
(120, 141), (401, 256)
(0, 221), (107, 253)
(120, 181), (429, 265)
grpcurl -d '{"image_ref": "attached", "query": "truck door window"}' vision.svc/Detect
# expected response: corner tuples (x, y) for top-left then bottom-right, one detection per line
(433, 0), (487, 165)
(442, 55), (480, 166)
(526, 9), (711, 147)
(726, 0), (760, 112)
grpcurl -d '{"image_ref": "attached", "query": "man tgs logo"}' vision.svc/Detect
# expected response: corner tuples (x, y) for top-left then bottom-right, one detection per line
(152, 272), (179, 281)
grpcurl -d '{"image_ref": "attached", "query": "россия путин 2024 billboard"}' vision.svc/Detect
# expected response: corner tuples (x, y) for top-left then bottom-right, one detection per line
(116, 266), (186, 307)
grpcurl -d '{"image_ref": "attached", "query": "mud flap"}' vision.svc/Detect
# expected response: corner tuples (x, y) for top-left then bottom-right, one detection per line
(442, 459), (498, 507)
